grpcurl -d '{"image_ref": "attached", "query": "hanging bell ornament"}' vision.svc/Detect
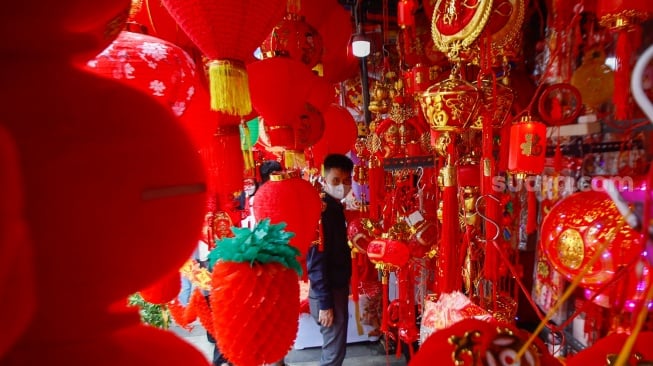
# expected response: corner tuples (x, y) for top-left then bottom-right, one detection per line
(419, 69), (480, 133)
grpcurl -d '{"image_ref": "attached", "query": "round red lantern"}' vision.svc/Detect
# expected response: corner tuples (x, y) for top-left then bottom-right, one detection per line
(308, 104), (358, 167)
(253, 173), (322, 256)
(261, 13), (323, 68)
(161, 0), (287, 117)
(540, 191), (645, 290)
(507, 116), (547, 176)
(248, 57), (316, 123)
(87, 31), (198, 117)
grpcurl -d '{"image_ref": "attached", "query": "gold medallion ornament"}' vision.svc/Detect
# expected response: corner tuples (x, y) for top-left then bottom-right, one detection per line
(431, 0), (494, 58)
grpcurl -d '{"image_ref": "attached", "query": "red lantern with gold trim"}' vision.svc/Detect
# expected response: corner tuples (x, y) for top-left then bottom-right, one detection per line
(161, 0), (287, 117)
(261, 13), (323, 68)
(540, 191), (645, 290)
(253, 173), (322, 256)
(507, 116), (546, 176)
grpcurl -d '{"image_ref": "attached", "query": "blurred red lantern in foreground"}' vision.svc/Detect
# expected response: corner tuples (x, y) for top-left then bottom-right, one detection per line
(87, 31), (198, 117)
(540, 190), (645, 290)
(253, 173), (322, 256)
(139, 269), (182, 304)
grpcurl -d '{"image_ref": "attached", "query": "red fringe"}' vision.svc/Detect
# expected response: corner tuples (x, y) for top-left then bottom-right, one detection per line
(368, 163), (385, 221)
(526, 190), (538, 235)
(190, 288), (215, 338)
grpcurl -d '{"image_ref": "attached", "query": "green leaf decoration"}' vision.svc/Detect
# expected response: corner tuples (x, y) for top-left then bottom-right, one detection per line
(208, 219), (302, 275)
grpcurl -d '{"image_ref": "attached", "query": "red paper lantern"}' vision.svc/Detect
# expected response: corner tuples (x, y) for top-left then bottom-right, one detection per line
(248, 57), (316, 123)
(261, 13), (323, 68)
(87, 31), (198, 117)
(253, 174), (322, 256)
(507, 116), (547, 176)
(161, 0), (287, 116)
(397, 0), (417, 29)
(310, 4), (359, 83)
(540, 191), (645, 290)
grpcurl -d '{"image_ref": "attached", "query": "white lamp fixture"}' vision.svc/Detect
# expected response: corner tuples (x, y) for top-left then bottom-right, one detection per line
(351, 33), (370, 58)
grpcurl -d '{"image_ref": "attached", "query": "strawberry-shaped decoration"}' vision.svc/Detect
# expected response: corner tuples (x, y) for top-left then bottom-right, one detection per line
(209, 219), (301, 366)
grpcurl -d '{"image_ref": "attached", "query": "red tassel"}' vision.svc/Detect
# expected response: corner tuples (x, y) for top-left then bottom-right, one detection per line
(368, 159), (385, 221)
(526, 190), (538, 235)
(613, 27), (639, 121)
(351, 251), (360, 303)
(439, 179), (459, 293)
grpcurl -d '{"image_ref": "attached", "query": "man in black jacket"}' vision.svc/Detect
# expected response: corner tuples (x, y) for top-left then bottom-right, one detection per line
(307, 153), (354, 366)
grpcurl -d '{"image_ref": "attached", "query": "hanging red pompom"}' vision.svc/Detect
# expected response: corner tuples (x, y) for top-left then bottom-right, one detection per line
(87, 31), (198, 117)
(253, 174), (322, 256)
(540, 190), (645, 290)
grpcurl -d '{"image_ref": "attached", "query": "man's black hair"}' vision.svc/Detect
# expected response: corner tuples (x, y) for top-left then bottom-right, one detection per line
(323, 154), (353, 173)
(259, 160), (282, 183)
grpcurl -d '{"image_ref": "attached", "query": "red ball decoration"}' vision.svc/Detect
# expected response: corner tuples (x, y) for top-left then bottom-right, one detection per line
(261, 13), (324, 68)
(87, 31), (198, 117)
(540, 191), (645, 290)
(507, 116), (547, 176)
(253, 174), (322, 256)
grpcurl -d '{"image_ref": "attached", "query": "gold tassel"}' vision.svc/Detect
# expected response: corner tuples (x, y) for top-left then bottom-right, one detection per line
(208, 60), (252, 116)
(284, 150), (307, 170)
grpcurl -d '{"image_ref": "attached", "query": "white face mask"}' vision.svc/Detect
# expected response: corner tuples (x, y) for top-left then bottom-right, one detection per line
(325, 183), (351, 201)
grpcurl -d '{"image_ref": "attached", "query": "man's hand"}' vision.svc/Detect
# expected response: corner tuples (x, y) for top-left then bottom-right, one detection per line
(318, 308), (334, 327)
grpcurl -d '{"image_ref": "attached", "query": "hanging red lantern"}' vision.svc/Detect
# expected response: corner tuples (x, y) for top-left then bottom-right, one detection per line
(87, 31), (198, 117)
(248, 57), (316, 123)
(161, 0), (287, 117)
(507, 116), (547, 176)
(308, 103), (358, 167)
(261, 12), (323, 69)
(540, 191), (645, 290)
(253, 173), (322, 256)
(397, 0), (417, 29)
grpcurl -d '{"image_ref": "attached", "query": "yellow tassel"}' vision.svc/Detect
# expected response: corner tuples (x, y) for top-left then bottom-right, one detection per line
(284, 151), (307, 170)
(208, 60), (252, 116)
